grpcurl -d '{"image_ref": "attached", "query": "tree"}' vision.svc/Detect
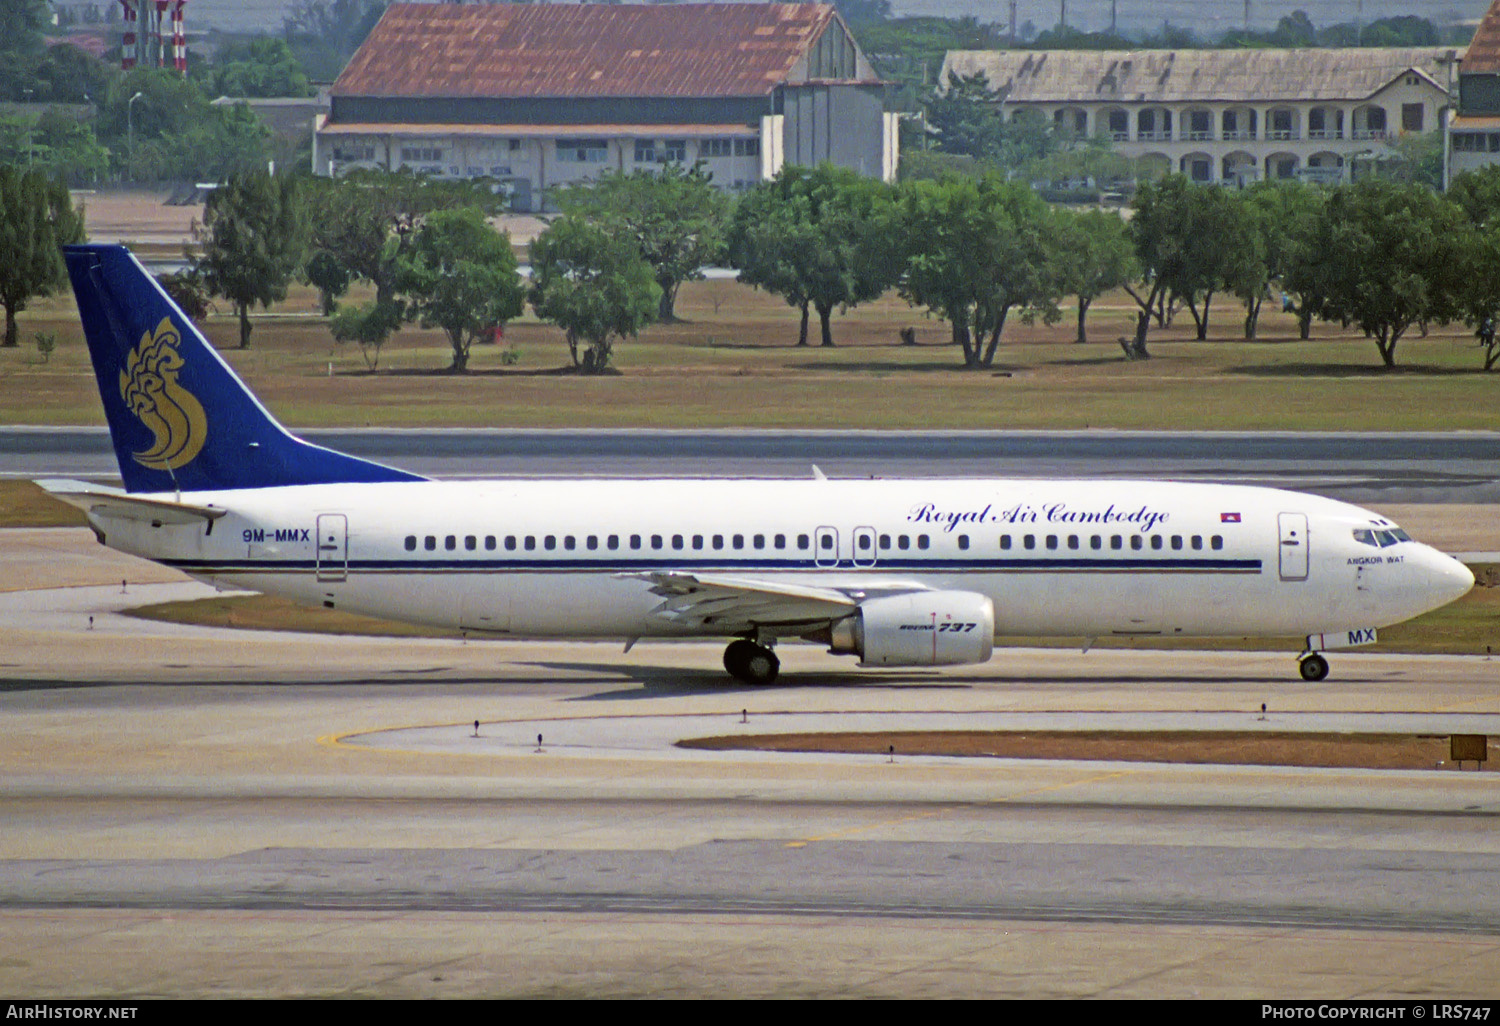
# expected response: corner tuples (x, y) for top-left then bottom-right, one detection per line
(302, 169), (508, 354)
(0, 0), (47, 57)
(529, 215), (660, 373)
(1123, 176), (1247, 348)
(1443, 167), (1500, 370)
(1302, 178), (1466, 368)
(728, 164), (899, 347)
(192, 171), (305, 348)
(897, 173), (1063, 368)
(1231, 180), (1325, 340)
(554, 163), (729, 322)
(924, 71), (1006, 160)
(1052, 208), (1136, 344)
(0, 166), (84, 348)
(197, 38), (314, 99)
(390, 208), (524, 373)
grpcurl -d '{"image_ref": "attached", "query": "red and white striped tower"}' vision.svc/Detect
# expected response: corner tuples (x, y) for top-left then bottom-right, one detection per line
(170, 0), (187, 73)
(119, 0), (137, 69)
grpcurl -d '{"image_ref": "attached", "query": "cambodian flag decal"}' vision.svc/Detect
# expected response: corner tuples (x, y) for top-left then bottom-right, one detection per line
(1220, 512), (1242, 523)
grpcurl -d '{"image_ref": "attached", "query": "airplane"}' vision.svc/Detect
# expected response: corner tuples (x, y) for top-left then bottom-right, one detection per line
(39, 243), (1475, 686)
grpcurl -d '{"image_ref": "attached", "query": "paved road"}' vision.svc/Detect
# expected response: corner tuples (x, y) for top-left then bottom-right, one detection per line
(7, 426), (1500, 502)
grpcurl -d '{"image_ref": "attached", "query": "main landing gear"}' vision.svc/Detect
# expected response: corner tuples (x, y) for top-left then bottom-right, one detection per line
(1297, 652), (1330, 682)
(724, 638), (779, 686)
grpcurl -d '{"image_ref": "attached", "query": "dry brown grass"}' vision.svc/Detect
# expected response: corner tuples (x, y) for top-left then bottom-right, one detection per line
(679, 730), (1499, 771)
(4, 263), (1499, 430)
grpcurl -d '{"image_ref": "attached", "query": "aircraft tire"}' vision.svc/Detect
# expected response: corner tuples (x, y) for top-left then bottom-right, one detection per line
(1298, 653), (1330, 682)
(724, 639), (779, 685)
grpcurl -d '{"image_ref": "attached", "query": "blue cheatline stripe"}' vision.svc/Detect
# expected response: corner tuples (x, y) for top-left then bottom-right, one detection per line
(161, 557), (1264, 574)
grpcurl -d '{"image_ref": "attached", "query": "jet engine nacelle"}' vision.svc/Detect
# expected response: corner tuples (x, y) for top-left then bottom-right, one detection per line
(828, 591), (995, 667)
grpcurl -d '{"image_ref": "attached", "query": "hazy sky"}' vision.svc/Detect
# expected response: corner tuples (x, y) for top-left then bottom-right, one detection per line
(170, 0), (1495, 41)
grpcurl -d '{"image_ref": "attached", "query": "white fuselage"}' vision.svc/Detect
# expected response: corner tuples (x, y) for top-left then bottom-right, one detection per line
(88, 477), (1474, 646)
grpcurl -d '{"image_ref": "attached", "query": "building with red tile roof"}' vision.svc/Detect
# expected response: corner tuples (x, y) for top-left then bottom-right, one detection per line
(313, 2), (897, 209)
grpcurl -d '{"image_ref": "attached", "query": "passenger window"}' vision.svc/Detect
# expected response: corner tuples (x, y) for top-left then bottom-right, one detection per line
(1211, 535), (1223, 550)
(651, 535), (663, 549)
(733, 534), (744, 549)
(1000, 535), (1011, 550)
(692, 535), (703, 550)
(425, 535), (436, 550)
(1090, 535), (1101, 550)
(774, 534), (786, 549)
(798, 534), (810, 550)
(917, 535), (930, 550)
(405, 535), (416, 551)
(859, 534), (872, 551)
(898, 535), (909, 550)
(957, 535), (968, 550)
(485, 536), (496, 551)
(586, 536), (598, 550)
(1171, 535), (1182, 550)
(1191, 536), (1202, 550)
(505, 536), (516, 551)
(1111, 535), (1122, 550)
(753, 534), (765, 549)
(1024, 535), (1035, 550)
(879, 534), (891, 550)
(1130, 535), (1143, 551)
(1068, 535), (1079, 550)
(607, 535), (619, 550)
(563, 536), (575, 550)
(820, 534), (834, 550)
(465, 535), (476, 551)
(1150, 536), (1163, 550)
(524, 536), (536, 551)
(1046, 535), (1058, 550)
(672, 535), (684, 550)
(445, 535), (456, 551)
(712, 534), (723, 549)
(630, 534), (641, 549)
(544, 536), (556, 550)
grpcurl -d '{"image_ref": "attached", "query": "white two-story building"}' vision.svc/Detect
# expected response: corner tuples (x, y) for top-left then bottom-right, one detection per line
(940, 47), (1453, 185)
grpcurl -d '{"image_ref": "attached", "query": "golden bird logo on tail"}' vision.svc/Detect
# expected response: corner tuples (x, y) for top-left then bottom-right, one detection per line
(119, 317), (207, 472)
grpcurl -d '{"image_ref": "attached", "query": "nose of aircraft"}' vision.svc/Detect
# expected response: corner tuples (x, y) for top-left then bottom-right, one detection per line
(1423, 549), (1475, 608)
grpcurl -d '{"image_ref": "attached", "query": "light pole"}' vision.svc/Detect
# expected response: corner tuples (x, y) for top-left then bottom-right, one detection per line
(127, 91), (143, 181)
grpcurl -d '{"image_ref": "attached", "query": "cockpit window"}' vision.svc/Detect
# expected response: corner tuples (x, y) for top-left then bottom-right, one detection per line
(1354, 527), (1408, 548)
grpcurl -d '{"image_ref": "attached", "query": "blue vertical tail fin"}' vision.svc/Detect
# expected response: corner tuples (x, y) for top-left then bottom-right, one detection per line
(65, 244), (424, 493)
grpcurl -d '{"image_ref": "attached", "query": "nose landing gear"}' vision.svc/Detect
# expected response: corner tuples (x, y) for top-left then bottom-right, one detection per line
(1297, 652), (1329, 682)
(724, 638), (779, 686)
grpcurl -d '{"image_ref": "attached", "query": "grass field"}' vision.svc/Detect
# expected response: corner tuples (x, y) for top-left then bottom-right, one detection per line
(3, 276), (1499, 430)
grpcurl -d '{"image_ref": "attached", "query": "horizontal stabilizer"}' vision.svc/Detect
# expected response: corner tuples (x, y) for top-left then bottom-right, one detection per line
(36, 478), (227, 526)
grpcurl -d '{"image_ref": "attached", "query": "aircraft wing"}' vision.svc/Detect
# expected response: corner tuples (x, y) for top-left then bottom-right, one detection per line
(35, 478), (227, 526)
(623, 571), (926, 632)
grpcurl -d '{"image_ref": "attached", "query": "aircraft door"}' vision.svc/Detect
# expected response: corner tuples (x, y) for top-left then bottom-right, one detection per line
(316, 513), (348, 582)
(1278, 512), (1308, 581)
(852, 526), (878, 567)
(814, 526), (840, 567)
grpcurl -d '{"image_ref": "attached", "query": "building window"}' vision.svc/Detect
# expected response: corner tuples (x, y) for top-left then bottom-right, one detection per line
(702, 139), (733, 157)
(1402, 103), (1424, 132)
(633, 140), (657, 162)
(334, 144), (376, 162)
(400, 146), (444, 163)
(558, 140), (608, 162)
(661, 139), (686, 162)
(733, 138), (760, 157)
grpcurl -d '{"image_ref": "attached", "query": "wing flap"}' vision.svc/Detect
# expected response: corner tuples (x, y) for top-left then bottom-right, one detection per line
(622, 571), (886, 632)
